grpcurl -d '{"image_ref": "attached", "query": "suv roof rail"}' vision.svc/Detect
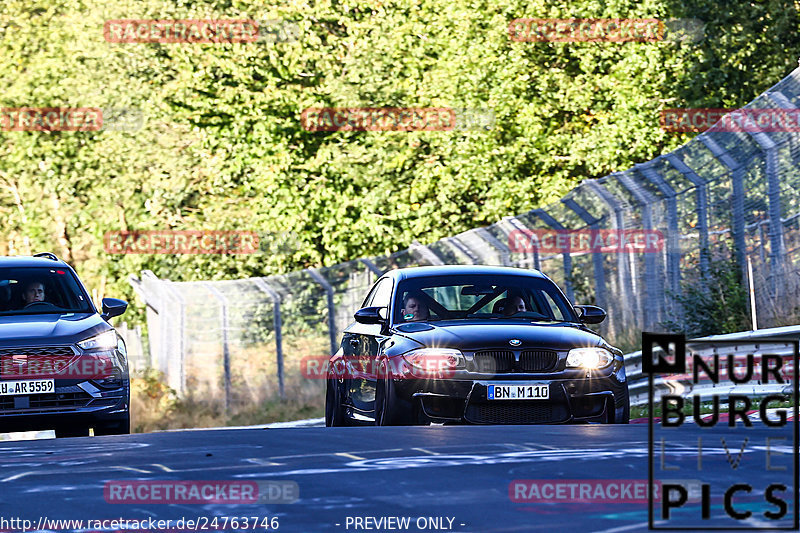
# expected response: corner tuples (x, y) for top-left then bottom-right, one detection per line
(33, 252), (60, 261)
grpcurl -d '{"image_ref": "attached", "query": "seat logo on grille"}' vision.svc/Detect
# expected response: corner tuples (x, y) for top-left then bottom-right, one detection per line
(11, 354), (26, 373)
(509, 339), (522, 346)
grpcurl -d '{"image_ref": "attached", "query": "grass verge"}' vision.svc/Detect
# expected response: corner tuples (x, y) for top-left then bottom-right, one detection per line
(630, 396), (795, 420)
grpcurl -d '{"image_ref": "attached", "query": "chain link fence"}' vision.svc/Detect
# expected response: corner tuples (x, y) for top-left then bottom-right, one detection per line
(130, 65), (800, 406)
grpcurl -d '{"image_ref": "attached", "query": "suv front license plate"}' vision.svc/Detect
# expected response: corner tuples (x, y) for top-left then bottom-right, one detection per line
(0, 379), (54, 396)
(487, 383), (549, 400)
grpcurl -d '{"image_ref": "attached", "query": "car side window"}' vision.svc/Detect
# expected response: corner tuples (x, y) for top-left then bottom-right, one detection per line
(361, 278), (392, 308)
(361, 280), (380, 308)
(371, 278), (393, 308)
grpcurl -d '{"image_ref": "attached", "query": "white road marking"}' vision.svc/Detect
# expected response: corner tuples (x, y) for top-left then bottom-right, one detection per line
(1, 471), (33, 482)
(335, 452), (366, 460)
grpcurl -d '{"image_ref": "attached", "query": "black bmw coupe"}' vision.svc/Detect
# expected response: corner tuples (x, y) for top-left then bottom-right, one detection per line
(326, 265), (629, 426)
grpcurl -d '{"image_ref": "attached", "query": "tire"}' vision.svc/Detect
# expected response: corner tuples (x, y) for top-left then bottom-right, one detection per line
(615, 398), (630, 424)
(375, 361), (408, 426)
(325, 378), (348, 427)
(94, 415), (131, 436)
(55, 425), (90, 438)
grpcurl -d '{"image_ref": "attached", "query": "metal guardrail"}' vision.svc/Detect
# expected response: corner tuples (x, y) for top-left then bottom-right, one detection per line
(625, 326), (799, 407)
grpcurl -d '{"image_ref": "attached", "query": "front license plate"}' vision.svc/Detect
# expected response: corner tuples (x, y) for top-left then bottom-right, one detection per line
(487, 383), (549, 400)
(0, 379), (54, 396)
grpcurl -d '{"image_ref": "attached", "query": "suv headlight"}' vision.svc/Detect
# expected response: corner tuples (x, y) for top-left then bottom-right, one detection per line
(566, 347), (613, 369)
(77, 330), (118, 351)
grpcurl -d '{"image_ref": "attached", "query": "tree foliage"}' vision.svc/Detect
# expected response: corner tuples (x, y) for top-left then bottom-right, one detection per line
(1, 0), (799, 324)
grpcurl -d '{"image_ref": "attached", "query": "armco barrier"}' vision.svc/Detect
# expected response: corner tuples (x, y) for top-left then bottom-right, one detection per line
(625, 325), (799, 407)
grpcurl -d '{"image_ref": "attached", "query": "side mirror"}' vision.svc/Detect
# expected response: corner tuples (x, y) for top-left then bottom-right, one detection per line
(101, 297), (128, 321)
(574, 305), (606, 324)
(354, 306), (388, 325)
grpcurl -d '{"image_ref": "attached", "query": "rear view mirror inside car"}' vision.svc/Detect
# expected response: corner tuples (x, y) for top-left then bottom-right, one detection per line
(460, 285), (496, 295)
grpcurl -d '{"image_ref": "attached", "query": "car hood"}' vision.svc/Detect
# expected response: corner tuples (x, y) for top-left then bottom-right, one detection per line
(392, 320), (603, 351)
(0, 313), (107, 347)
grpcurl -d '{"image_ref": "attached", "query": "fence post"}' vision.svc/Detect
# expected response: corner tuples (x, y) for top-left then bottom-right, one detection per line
(162, 281), (187, 395)
(205, 284), (231, 413)
(699, 135), (747, 283)
(616, 170), (664, 329)
(136, 271), (172, 386)
(746, 129), (785, 299)
(474, 228), (512, 266)
(532, 208), (574, 302)
(128, 273), (155, 370)
(306, 268), (338, 356)
(253, 278), (285, 400)
(500, 216), (540, 270)
(637, 160), (682, 319)
(562, 197), (607, 316)
(409, 241), (444, 265)
(359, 258), (384, 275)
(664, 152), (710, 280)
(585, 180), (636, 333)
(443, 236), (481, 264)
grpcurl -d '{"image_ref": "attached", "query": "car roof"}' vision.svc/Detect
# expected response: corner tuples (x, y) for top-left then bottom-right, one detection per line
(386, 265), (549, 282)
(0, 255), (70, 268)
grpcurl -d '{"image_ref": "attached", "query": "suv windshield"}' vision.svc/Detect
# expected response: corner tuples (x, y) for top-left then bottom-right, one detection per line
(395, 274), (578, 323)
(0, 267), (94, 315)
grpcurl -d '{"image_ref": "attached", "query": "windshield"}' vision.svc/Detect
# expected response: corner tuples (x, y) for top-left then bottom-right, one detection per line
(0, 267), (94, 315)
(394, 274), (578, 323)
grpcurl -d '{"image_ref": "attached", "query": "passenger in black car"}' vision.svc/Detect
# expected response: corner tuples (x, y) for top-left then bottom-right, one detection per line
(401, 291), (430, 322)
(503, 292), (527, 316)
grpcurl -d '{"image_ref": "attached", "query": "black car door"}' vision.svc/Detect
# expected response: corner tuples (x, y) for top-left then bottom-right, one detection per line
(348, 277), (393, 412)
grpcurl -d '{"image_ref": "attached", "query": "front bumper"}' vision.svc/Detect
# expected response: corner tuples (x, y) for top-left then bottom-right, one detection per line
(396, 367), (628, 424)
(0, 379), (129, 432)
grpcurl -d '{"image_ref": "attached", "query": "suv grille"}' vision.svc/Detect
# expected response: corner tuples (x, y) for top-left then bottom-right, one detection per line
(470, 350), (558, 373)
(0, 346), (78, 378)
(0, 346), (75, 357)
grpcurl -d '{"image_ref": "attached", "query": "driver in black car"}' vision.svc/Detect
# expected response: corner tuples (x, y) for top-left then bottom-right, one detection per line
(401, 291), (430, 322)
(21, 280), (46, 307)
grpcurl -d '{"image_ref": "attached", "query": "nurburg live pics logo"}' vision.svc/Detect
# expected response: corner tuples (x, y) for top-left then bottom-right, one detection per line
(643, 332), (799, 530)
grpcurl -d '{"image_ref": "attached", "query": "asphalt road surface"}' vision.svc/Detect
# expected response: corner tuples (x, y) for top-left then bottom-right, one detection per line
(0, 423), (796, 533)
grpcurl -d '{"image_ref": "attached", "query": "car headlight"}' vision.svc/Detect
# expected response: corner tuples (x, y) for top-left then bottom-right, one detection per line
(566, 347), (613, 369)
(402, 348), (466, 372)
(77, 330), (118, 351)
